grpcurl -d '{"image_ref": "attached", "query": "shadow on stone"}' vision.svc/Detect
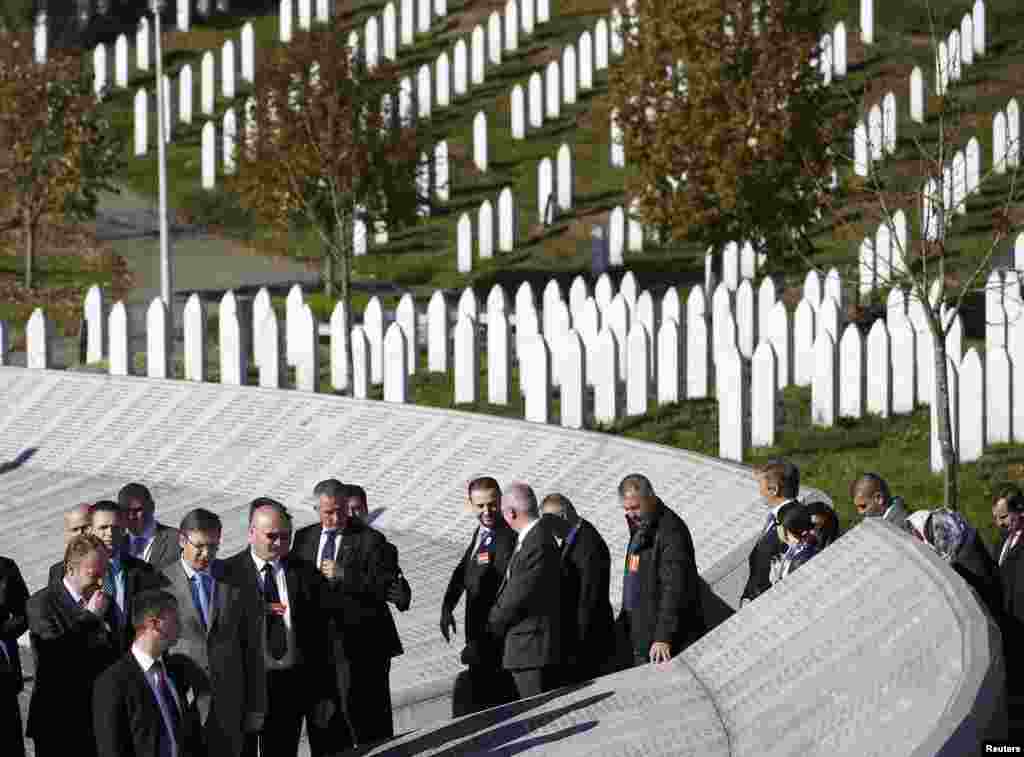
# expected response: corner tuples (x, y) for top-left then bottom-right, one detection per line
(0, 448), (38, 476)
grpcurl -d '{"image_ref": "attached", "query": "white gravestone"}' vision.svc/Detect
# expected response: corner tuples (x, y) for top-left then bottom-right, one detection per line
(364, 296), (384, 385)
(758, 277), (776, 344)
(945, 309), (963, 367)
(910, 66), (924, 123)
(626, 324), (650, 416)
(994, 111), (1007, 174)
(258, 309), (284, 389)
(610, 108), (624, 167)
(396, 294), (417, 376)
(297, 0), (310, 30)
(365, 17), (380, 70)
(435, 141), (450, 202)
(937, 41), (949, 96)
(473, 111), (488, 171)
(686, 288), (709, 398)
(593, 329), (620, 423)
(595, 18), (609, 70)
(515, 282), (535, 357)
(26, 309), (50, 370)
(511, 84), (526, 140)
(34, 12), (47, 64)
(201, 52), (215, 115)
(959, 349), (984, 462)
(383, 324), (408, 403)
(504, 0), (519, 53)
(656, 319), (681, 405)
(628, 201), (643, 253)
(114, 34), (128, 88)
(949, 30), (961, 81)
(524, 335), (551, 423)
(819, 33), (832, 86)
(761, 301), (787, 391)
(722, 241), (739, 291)
(350, 326), (369, 400)
(869, 104), (883, 162)
(793, 299), (816, 387)
(609, 206), (625, 266)
(865, 319), (892, 417)
(987, 347), (1011, 444)
(93, 44), (107, 99)
(819, 294), (840, 344)
(538, 158), (554, 224)
(739, 241), (755, 280)
(953, 150), (967, 215)
(578, 300), (601, 385)
(218, 296), (246, 386)
(751, 342), (777, 447)
(537, 0), (549, 23)
(472, 26), (486, 85)
(134, 90), (147, 156)
(569, 277), (588, 323)
(401, 0), (413, 45)
(883, 92), (897, 154)
(418, 64), (432, 119)
(606, 294), (631, 378)
(620, 271), (637, 314)
(1008, 98), (1020, 169)
(1011, 303), (1024, 442)
(427, 291), (449, 372)
(595, 273), (614, 314)
(889, 314), (916, 412)
(109, 302), (131, 376)
(383, 4), (397, 60)
(717, 343), (747, 461)
(83, 286), (106, 364)
(529, 73), (543, 128)
(251, 287), (271, 369)
(436, 53), (450, 108)
(966, 137), (980, 194)
(736, 280), (756, 358)
(454, 315), (479, 404)
(418, 0), (431, 34)
(579, 31), (594, 90)
(488, 12), (503, 66)
(812, 332), (837, 426)
(803, 269), (822, 311)
(183, 295), (207, 382)
(146, 298), (170, 379)
(488, 310), (512, 405)
(498, 187), (516, 251)
(610, 6), (624, 56)
(986, 270), (1006, 351)
(833, 21), (846, 77)
(201, 121), (216, 190)
(435, 0), (447, 18)
(479, 200), (494, 259)
(454, 39), (468, 96)
(329, 302), (349, 391)
(635, 290), (657, 379)
(563, 46), (577, 105)
(860, 237), (875, 296)
(909, 297), (934, 405)
(179, 65), (193, 126)
(962, 14), (974, 66)
(560, 330), (586, 429)
(545, 61), (561, 119)
(281, 0), (293, 42)
(973, 0), (985, 57)
(399, 77), (413, 124)
(542, 280), (562, 340)
(137, 18), (149, 71)
(860, 0), (873, 44)
(854, 121), (868, 177)
(457, 213), (472, 273)
(294, 304), (320, 392)
(839, 323), (865, 418)
(223, 108), (237, 175)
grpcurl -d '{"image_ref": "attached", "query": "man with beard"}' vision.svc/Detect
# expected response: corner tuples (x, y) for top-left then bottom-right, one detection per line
(441, 477), (517, 716)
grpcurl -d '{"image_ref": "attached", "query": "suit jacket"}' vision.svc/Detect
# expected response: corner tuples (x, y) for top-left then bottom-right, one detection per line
(47, 560), (64, 588)
(443, 523), (517, 665)
(110, 553), (161, 652)
(0, 556), (29, 694)
(741, 504), (789, 602)
(991, 531), (1011, 564)
(219, 549), (333, 701)
(295, 521), (403, 661)
(143, 523), (182, 570)
(953, 530), (1004, 623)
(93, 650), (204, 757)
(487, 520), (562, 671)
(618, 501), (705, 657)
(26, 582), (120, 750)
(882, 498), (909, 528)
(559, 519), (615, 673)
(156, 560), (266, 757)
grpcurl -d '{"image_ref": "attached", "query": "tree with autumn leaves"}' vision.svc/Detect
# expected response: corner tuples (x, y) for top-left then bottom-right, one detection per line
(0, 29), (123, 289)
(230, 20), (430, 339)
(607, 0), (847, 263)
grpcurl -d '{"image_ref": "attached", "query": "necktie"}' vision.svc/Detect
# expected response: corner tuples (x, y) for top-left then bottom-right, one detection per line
(133, 536), (146, 558)
(191, 574), (210, 628)
(477, 529), (492, 555)
(104, 559), (122, 626)
(262, 563), (288, 660)
(320, 529), (338, 565)
(154, 660), (182, 757)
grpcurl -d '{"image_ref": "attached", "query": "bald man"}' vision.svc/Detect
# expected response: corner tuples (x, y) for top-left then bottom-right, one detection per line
(221, 499), (335, 757)
(851, 473), (908, 527)
(47, 504), (92, 586)
(487, 482), (562, 700)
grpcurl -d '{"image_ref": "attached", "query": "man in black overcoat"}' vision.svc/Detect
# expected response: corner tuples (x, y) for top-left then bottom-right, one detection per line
(616, 474), (705, 667)
(741, 460), (799, 605)
(441, 476), (518, 716)
(0, 555), (29, 757)
(540, 493), (614, 685)
(293, 480), (402, 752)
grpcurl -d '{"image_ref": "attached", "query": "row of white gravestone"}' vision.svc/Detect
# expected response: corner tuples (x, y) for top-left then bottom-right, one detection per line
(536, 144), (574, 225)
(853, 92), (898, 177)
(994, 98), (1022, 174)
(198, 112), (239, 189)
(457, 188), (519, 272)
(278, 0), (333, 43)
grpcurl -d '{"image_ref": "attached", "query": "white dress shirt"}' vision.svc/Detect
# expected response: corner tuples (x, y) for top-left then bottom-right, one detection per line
(132, 644), (183, 757)
(131, 521), (158, 561)
(63, 577), (85, 606)
(250, 550), (297, 669)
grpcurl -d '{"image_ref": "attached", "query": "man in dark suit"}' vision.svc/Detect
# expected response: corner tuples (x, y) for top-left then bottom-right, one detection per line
(540, 493), (615, 685)
(741, 460), (799, 605)
(441, 476), (518, 716)
(221, 499), (334, 757)
(487, 481), (562, 700)
(27, 534), (120, 757)
(348, 493), (412, 613)
(157, 509), (266, 757)
(89, 500), (160, 651)
(992, 484), (1022, 563)
(294, 480), (402, 752)
(0, 555), (29, 757)
(47, 502), (93, 585)
(999, 493), (1024, 696)
(93, 589), (204, 757)
(121, 483), (182, 570)
(616, 474), (704, 667)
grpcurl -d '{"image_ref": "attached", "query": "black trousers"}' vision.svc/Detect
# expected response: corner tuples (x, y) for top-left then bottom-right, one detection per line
(308, 657), (393, 755)
(2, 692), (25, 757)
(243, 668), (305, 757)
(509, 667), (553, 700)
(452, 665), (516, 718)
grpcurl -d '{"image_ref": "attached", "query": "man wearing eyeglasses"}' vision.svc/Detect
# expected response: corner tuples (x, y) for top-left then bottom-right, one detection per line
(157, 509), (266, 757)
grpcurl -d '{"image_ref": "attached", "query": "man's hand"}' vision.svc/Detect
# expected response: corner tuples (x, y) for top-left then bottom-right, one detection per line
(440, 607), (456, 643)
(86, 590), (110, 616)
(244, 712), (265, 733)
(649, 641), (672, 665)
(387, 577), (411, 612)
(312, 699), (335, 728)
(320, 559), (338, 581)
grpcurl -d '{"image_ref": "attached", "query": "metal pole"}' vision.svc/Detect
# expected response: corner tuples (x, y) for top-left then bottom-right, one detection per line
(153, 1), (173, 334)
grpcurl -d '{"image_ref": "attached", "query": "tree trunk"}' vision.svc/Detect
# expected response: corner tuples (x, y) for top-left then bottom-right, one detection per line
(22, 211), (35, 289)
(323, 253), (335, 298)
(932, 324), (959, 511)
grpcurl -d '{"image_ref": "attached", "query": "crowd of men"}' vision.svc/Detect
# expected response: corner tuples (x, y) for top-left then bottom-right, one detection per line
(0, 463), (1021, 757)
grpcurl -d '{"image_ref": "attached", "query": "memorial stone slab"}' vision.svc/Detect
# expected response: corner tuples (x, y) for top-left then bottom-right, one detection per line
(686, 308), (710, 399)
(717, 343), (747, 461)
(751, 341), (777, 447)
(383, 323), (408, 403)
(529, 72), (543, 128)
(593, 328), (619, 423)
(487, 310), (512, 405)
(108, 302), (132, 376)
(626, 323), (650, 416)
(183, 294), (207, 382)
(330, 302), (350, 391)
(427, 291), (448, 373)
(458, 287), (479, 326)
(350, 326), (369, 399)
(454, 315), (479, 404)
(26, 309), (50, 371)
(959, 348), (984, 462)
(595, 273), (614, 315)
(294, 304), (320, 392)
(396, 293), (418, 377)
(218, 297), (246, 386)
(284, 283), (304, 367)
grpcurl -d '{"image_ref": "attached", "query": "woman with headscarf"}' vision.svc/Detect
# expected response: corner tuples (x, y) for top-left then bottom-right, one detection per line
(768, 501), (819, 587)
(906, 508), (1003, 622)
